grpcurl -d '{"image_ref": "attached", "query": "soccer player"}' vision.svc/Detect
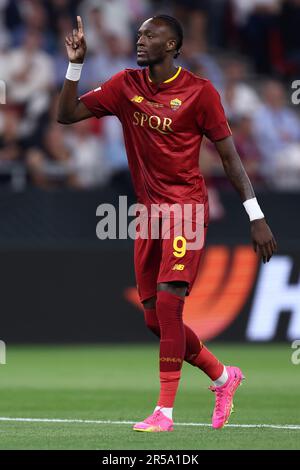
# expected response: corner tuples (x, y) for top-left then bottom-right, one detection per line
(57, 15), (277, 432)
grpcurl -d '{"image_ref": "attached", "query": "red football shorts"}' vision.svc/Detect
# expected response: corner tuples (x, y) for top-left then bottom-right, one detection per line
(134, 203), (209, 302)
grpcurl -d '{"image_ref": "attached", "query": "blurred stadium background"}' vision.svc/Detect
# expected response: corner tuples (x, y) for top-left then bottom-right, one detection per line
(0, 0), (300, 450)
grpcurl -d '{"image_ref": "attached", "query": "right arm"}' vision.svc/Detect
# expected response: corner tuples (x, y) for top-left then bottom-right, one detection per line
(57, 16), (93, 124)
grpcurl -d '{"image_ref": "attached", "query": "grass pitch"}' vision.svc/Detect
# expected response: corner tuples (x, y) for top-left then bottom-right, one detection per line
(0, 344), (299, 450)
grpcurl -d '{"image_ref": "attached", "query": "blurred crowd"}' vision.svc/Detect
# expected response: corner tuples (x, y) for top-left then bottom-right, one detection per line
(0, 0), (300, 208)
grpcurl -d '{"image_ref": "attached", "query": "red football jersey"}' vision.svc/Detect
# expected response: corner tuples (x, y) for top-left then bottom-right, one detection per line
(80, 66), (231, 208)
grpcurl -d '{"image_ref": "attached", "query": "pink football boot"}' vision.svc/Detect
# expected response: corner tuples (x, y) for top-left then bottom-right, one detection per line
(209, 366), (245, 429)
(133, 407), (174, 432)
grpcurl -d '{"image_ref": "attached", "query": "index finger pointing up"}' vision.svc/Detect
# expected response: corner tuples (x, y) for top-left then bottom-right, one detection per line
(77, 15), (84, 34)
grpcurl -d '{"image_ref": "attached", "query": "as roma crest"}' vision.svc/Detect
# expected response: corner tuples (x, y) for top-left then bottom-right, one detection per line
(170, 98), (182, 111)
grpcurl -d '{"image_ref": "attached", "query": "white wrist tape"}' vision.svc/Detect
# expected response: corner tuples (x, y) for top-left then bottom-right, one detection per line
(66, 62), (83, 81)
(243, 197), (264, 221)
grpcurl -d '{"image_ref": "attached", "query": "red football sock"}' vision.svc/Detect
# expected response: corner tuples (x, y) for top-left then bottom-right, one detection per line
(158, 371), (181, 409)
(155, 290), (185, 408)
(191, 345), (224, 381)
(144, 308), (160, 336)
(144, 307), (199, 361)
(144, 306), (224, 381)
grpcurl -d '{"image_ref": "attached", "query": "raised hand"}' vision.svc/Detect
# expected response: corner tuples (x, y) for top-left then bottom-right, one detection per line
(65, 16), (87, 63)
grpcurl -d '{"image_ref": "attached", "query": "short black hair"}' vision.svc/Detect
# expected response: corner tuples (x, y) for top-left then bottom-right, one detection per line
(153, 14), (183, 59)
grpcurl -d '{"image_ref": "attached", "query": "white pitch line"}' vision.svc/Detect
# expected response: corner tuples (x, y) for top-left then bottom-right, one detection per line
(0, 417), (300, 430)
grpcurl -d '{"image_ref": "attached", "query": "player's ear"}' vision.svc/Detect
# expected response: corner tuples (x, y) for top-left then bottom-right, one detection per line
(166, 39), (176, 54)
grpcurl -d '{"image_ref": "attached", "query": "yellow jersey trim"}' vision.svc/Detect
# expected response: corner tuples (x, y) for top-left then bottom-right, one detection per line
(148, 66), (182, 84)
(163, 66), (182, 83)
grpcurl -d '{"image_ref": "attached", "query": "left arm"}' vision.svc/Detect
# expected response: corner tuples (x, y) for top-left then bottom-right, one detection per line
(215, 136), (277, 263)
(215, 136), (254, 200)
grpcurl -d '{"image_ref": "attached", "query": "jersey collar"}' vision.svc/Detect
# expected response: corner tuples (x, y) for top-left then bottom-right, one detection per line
(145, 66), (182, 92)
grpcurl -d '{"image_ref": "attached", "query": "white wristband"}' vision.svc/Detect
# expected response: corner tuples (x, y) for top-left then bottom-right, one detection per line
(243, 197), (264, 221)
(66, 62), (83, 81)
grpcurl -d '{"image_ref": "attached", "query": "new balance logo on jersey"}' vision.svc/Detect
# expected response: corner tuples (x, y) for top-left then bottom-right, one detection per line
(131, 95), (144, 103)
(172, 264), (185, 271)
(133, 112), (173, 135)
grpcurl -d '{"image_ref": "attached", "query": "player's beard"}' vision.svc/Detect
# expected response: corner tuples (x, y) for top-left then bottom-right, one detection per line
(136, 55), (164, 67)
(137, 58), (151, 67)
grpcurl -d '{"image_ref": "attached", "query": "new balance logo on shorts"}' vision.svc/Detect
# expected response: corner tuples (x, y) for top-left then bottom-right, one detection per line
(172, 264), (185, 271)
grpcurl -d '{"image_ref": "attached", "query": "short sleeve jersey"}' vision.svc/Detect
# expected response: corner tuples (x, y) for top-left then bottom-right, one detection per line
(80, 67), (231, 208)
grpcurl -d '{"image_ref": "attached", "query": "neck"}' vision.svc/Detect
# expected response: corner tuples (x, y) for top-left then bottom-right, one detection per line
(148, 61), (178, 85)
